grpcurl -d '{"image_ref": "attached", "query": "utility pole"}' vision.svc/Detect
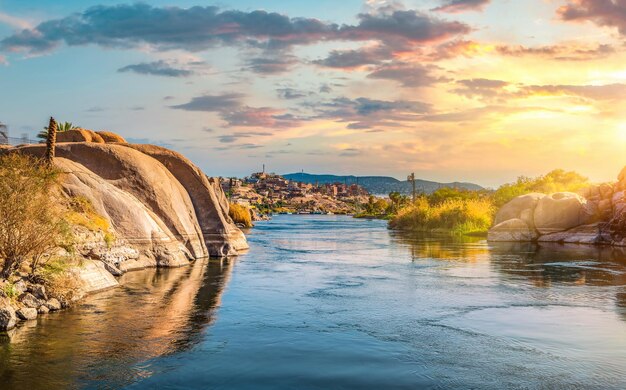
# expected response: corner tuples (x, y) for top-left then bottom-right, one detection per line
(407, 172), (416, 203)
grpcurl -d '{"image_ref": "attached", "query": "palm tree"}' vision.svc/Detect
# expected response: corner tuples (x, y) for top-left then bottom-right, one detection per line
(45, 117), (57, 165)
(37, 121), (77, 141)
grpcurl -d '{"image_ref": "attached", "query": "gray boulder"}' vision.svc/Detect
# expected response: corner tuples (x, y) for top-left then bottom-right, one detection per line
(0, 306), (17, 330)
(29, 284), (47, 301)
(19, 293), (41, 308)
(16, 307), (38, 321)
(494, 193), (544, 229)
(534, 192), (593, 234)
(45, 298), (62, 311)
(488, 219), (538, 242)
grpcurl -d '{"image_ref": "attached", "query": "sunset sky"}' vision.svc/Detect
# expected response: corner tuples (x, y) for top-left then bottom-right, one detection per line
(1, 0), (626, 187)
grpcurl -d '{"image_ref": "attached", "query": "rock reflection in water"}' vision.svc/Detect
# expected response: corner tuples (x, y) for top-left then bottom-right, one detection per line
(0, 258), (232, 389)
(392, 231), (626, 322)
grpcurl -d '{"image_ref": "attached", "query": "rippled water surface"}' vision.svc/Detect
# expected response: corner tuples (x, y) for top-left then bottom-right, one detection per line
(2, 215), (626, 389)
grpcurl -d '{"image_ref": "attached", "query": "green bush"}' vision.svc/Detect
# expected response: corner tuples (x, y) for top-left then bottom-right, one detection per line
(389, 198), (495, 235)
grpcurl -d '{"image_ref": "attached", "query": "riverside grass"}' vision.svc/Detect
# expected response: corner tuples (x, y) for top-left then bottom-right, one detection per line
(389, 198), (495, 236)
(229, 203), (253, 228)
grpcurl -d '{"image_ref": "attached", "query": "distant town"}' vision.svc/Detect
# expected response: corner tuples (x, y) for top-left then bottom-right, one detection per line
(220, 169), (370, 215)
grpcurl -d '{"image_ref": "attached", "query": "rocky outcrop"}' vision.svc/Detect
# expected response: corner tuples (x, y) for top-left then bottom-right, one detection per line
(488, 219), (538, 242)
(489, 167), (626, 246)
(96, 131), (127, 143)
(124, 144), (248, 256)
(1, 133), (247, 298)
(56, 129), (105, 143)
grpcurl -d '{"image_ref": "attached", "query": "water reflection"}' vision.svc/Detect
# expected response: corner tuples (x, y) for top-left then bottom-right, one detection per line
(392, 232), (626, 322)
(0, 258), (233, 389)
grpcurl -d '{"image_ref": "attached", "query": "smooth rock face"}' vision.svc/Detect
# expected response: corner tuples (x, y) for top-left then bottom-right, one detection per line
(0, 306), (17, 330)
(488, 219), (538, 242)
(534, 192), (592, 234)
(494, 193), (544, 228)
(16, 307), (38, 321)
(125, 144), (248, 256)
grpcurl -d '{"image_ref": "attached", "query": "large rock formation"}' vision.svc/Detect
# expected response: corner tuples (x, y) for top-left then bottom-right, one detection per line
(489, 168), (626, 246)
(1, 133), (247, 295)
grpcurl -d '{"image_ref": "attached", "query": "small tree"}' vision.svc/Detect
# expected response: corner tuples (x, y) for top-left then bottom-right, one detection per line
(0, 153), (67, 278)
(37, 120), (77, 141)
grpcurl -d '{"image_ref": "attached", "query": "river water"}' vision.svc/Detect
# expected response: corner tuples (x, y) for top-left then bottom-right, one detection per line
(1, 215), (626, 389)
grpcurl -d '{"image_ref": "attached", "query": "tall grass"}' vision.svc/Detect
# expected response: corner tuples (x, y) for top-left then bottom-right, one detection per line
(389, 198), (495, 236)
(229, 203), (253, 228)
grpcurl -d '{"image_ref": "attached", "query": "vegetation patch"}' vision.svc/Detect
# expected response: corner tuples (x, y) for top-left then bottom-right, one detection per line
(229, 203), (253, 228)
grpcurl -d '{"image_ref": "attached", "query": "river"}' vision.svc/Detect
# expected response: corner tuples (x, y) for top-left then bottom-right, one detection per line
(1, 215), (626, 389)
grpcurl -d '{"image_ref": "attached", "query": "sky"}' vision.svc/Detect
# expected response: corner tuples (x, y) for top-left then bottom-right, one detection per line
(1, 0), (626, 187)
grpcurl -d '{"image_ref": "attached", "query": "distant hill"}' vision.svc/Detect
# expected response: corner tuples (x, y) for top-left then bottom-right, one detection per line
(282, 173), (484, 196)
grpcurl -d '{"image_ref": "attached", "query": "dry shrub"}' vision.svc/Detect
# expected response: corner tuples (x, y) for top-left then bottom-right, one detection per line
(229, 203), (253, 228)
(0, 153), (70, 278)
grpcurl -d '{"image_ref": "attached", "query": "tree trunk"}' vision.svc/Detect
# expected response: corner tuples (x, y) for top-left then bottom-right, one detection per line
(45, 116), (57, 165)
(0, 256), (18, 279)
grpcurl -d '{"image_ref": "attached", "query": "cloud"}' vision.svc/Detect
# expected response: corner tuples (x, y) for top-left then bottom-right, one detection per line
(315, 96), (431, 129)
(367, 62), (440, 87)
(433, 0), (491, 13)
(452, 78), (510, 101)
(171, 93), (244, 112)
(172, 93), (305, 128)
(557, 0), (626, 35)
(118, 60), (194, 77)
(217, 131), (272, 143)
(313, 46), (389, 68)
(245, 55), (299, 74)
(0, 4), (470, 56)
(0, 12), (33, 30)
(496, 43), (616, 61)
(276, 88), (307, 100)
(452, 79), (626, 102)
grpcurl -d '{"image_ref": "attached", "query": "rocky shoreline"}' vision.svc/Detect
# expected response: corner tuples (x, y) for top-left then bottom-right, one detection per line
(1, 129), (248, 332)
(488, 167), (626, 246)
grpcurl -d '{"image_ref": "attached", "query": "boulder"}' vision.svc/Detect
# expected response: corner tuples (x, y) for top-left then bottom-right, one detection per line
(16, 307), (38, 320)
(45, 298), (61, 311)
(537, 223), (605, 244)
(13, 280), (27, 295)
(534, 192), (593, 234)
(488, 219), (538, 242)
(56, 129), (105, 143)
(123, 144), (248, 256)
(0, 306), (17, 330)
(38, 305), (50, 314)
(96, 131), (127, 143)
(494, 193), (544, 228)
(76, 260), (119, 295)
(19, 293), (41, 308)
(29, 284), (47, 301)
